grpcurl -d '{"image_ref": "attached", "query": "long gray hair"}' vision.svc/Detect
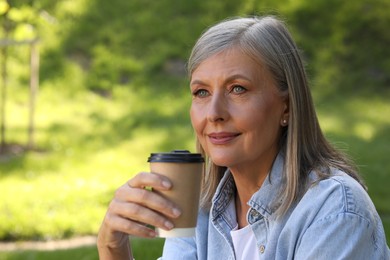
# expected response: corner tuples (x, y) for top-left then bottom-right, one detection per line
(187, 16), (365, 215)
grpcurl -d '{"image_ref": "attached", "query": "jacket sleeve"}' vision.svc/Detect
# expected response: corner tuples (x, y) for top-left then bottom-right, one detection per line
(295, 211), (390, 260)
(158, 237), (198, 260)
(157, 209), (211, 260)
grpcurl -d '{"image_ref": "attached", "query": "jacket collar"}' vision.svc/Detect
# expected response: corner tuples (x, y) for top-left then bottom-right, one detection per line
(247, 152), (285, 218)
(211, 152), (285, 221)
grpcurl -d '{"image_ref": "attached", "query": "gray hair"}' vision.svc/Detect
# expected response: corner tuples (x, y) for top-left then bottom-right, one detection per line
(188, 16), (364, 215)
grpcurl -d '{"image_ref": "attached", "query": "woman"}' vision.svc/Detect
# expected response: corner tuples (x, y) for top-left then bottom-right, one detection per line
(97, 16), (390, 259)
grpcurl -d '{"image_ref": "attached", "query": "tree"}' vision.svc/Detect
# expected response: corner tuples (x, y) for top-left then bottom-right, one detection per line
(0, 0), (41, 152)
(0, 0), (10, 152)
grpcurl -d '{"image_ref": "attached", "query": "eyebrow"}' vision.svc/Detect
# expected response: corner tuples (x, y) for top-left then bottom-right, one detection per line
(190, 79), (205, 86)
(190, 74), (252, 86)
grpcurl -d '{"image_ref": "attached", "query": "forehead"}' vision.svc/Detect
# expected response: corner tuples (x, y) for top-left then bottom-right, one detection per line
(191, 47), (267, 81)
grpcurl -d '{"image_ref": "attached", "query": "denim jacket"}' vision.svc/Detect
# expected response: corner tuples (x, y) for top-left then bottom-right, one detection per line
(159, 154), (390, 259)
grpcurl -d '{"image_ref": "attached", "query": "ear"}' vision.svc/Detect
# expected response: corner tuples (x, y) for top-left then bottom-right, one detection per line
(280, 95), (289, 126)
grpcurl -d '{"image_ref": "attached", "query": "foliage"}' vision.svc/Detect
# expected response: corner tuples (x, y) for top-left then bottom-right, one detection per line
(0, 77), (389, 243)
(0, 0), (46, 40)
(3, 0), (389, 94)
(0, 0), (9, 16)
(289, 0), (390, 95)
(0, 73), (192, 240)
(0, 0), (389, 247)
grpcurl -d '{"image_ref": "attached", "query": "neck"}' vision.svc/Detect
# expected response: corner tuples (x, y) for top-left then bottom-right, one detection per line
(233, 171), (266, 228)
(231, 159), (272, 205)
(230, 152), (277, 228)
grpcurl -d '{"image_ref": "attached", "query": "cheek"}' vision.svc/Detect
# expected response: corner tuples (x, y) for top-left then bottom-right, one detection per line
(251, 105), (283, 140)
(190, 105), (203, 134)
(244, 101), (280, 135)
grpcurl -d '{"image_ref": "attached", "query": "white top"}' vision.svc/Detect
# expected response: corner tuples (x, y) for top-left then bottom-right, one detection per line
(228, 199), (261, 260)
(230, 224), (261, 260)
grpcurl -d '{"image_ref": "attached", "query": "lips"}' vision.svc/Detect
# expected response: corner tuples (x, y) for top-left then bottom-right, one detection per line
(208, 132), (241, 145)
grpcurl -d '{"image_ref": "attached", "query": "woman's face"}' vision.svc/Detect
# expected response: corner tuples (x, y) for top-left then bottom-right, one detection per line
(190, 48), (288, 171)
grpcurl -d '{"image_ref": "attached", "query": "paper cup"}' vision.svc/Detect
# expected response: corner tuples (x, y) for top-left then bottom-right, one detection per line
(148, 150), (204, 237)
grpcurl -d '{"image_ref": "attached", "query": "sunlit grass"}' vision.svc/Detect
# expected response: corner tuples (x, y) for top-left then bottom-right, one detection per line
(316, 93), (390, 216)
(317, 95), (390, 140)
(0, 238), (165, 260)
(0, 78), (194, 241)
(0, 80), (389, 245)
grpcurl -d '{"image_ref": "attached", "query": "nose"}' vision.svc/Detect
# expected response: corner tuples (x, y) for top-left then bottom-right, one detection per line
(207, 92), (229, 122)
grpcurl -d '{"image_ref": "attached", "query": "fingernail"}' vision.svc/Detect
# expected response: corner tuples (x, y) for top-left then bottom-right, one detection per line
(172, 208), (181, 217)
(149, 231), (157, 237)
(164, 221), (174, 230)
(162, 180), (171, 189)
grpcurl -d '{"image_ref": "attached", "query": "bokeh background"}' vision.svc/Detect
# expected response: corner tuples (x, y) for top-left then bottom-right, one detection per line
(0, 0), (389, 259)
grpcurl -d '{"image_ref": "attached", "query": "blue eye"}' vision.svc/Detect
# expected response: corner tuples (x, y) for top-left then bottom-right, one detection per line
(232, 85), (246, 94)
(193, 89), (209, 97)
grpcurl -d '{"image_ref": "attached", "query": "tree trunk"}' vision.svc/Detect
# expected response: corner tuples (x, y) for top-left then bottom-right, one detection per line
(28, 40), (39, 150)
(0, 42), (8, 152)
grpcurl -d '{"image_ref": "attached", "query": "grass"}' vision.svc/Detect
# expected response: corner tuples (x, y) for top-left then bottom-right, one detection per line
(0, 245), (99, 260)
(0, 75), (194, 241)
(0, 238), (165, 260)
(314, 90), (390, 243)
(1, 1), (388, 257)
(315, 91), (390, 215)
(0, 74), (389, 252)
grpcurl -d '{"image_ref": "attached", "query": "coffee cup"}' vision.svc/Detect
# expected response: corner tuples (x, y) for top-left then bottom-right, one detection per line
(148, 150), (204, 237)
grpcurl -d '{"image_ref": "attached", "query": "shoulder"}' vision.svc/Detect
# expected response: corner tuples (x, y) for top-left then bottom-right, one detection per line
(286, 170), (390, 257)
(296, 169), (377, 222)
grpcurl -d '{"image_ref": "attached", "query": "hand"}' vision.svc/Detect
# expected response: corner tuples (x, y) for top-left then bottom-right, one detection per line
(97, 172), (182, 253)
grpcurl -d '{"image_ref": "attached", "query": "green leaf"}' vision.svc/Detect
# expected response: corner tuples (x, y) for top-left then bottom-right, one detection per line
(7, 5), (36, 22)
(0, 0), (10, 15)
(14, 23), (36, 40)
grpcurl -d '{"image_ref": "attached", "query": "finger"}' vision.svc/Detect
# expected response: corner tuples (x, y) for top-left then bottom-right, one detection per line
(110, 200), (175, 232)
(115, 186), (181, 219)
(128, 172), (172, 190)
(105, 213), (157, 238)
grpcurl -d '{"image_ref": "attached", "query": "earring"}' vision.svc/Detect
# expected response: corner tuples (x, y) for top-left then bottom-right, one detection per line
(282, 119), (287, 125)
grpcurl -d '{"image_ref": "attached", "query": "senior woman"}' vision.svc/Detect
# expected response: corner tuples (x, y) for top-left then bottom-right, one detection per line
(97, 16), (390, 259)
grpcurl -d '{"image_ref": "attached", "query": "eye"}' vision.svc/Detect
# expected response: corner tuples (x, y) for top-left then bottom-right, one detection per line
(193, 89), (209, 98)
(231, 85), (246, 94)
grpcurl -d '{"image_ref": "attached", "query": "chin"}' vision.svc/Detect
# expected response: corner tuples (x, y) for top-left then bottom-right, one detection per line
(208, 153), (235, 168)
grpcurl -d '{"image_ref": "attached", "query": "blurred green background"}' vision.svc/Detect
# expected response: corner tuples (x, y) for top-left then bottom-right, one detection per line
(0, 0), (389, 259)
